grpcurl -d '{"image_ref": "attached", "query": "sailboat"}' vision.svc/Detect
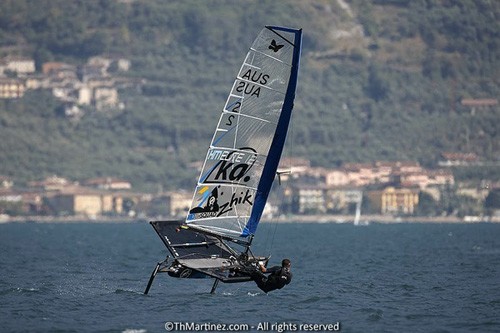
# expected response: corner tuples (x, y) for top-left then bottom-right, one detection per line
(353, 193), (362, 226)
(353, 191), (369, 226)
(144, 26), (302, 294)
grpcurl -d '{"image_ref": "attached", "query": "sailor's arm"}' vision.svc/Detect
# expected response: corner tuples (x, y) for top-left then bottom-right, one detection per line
(260, 265), (280, 274)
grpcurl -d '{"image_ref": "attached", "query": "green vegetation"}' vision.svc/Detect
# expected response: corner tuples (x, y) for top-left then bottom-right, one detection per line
(0, 0), (498, 191)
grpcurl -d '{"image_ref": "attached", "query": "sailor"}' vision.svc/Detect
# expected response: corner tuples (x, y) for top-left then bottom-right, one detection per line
(251, 258), (292, 293)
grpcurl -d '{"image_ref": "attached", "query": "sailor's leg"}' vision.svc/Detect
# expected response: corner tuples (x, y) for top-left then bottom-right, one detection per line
(251, 271), (268, 291)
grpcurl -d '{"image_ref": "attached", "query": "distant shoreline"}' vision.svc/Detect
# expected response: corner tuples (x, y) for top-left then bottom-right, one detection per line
(1, 214), (498, 224)
(268, 214), (500, 224)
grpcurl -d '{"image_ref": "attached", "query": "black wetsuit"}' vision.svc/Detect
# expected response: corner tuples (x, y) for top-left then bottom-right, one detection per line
(252, 266), (292, 293)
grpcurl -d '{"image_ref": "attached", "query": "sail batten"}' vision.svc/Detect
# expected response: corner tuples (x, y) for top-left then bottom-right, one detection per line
(249, 48), (293, 65)
(186, 26), (302, 239)
(207, 145), (269, 157)
(195, 182), (258, 192)
(231, 79), (287, 96)
(219, 110), (277, 125)
(234, 78), (287, 93)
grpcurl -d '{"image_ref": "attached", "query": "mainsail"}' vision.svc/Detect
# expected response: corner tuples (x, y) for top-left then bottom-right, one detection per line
(186, 26), (302, 239)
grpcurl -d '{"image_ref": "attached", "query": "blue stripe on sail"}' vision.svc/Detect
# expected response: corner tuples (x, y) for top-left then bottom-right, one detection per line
(241, 28), (302, 237)
(200, 125), (236, 182)
(187, 189), (212, 221)
(198, 189), (211, 206)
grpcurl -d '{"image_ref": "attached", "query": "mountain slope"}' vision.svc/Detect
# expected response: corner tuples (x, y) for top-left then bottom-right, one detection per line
(0, 0), (498, 190)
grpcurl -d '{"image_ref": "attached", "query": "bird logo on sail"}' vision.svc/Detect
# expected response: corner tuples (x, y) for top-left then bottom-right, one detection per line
(269, 39), (284, 52)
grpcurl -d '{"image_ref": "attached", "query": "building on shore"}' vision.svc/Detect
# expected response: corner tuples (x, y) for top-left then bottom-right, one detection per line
(367, 186), (420, 215)
(44, 186), (124, 217)
(288, 184), (363, 215)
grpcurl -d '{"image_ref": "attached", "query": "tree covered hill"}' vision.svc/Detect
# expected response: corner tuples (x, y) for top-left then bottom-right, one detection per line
(0, 0), (498, 191)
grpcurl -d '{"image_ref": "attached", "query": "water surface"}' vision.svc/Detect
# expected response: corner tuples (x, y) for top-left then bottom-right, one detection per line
(1, 221), (499, 332)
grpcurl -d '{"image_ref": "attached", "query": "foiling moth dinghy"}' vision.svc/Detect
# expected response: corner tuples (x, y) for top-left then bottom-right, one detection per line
(144, 26), (302, 294)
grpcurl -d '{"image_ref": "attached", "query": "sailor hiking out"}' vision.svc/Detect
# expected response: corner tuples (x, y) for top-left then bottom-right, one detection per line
(251, 258), (292, 293)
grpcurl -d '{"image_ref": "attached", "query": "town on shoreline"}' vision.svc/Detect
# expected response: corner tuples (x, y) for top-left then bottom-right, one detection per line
(1, 155), (499, 225)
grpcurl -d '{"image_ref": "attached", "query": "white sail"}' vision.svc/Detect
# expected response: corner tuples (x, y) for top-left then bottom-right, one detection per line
(186, 26), (302, 238)
(354, 194), (362, 226)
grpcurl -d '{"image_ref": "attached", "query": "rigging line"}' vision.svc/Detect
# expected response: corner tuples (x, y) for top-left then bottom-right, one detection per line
(268, 216), (279, 257)
(260, 183), (281, 253)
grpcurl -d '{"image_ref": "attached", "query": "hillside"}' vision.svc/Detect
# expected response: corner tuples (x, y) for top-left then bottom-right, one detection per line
(0, 0), (498, 191)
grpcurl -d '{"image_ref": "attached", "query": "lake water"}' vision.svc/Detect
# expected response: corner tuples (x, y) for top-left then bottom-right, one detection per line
(1, 221), (499, 332)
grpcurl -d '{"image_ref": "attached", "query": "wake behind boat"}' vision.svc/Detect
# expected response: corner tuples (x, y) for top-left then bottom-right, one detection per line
(144, 26), (302, 294)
